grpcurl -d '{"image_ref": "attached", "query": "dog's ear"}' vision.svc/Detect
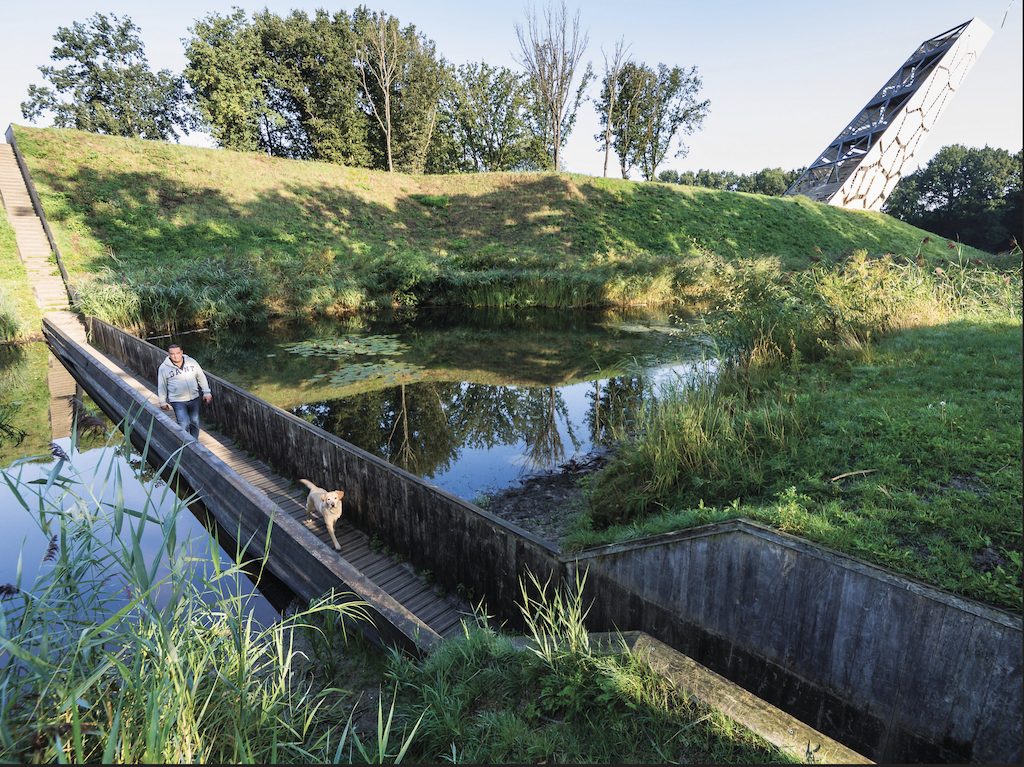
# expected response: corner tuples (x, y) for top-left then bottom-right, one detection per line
(339, 491), (344, 499)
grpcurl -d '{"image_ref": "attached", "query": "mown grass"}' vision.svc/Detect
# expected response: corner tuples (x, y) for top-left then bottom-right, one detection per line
(570, 252), (1023, 611)
(12, 124), (997, 331)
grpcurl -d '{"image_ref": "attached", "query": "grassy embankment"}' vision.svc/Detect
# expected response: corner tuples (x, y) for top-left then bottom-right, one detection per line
(572, 253), (1022, 610)
(11, 123), (995, 330)
(0, 440), (788, 764)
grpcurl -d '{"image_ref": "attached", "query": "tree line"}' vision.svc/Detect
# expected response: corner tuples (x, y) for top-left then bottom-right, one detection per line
(656, 167), (806, 196)
(21, 4), (709, 180)
(20, 8), (1021, 253)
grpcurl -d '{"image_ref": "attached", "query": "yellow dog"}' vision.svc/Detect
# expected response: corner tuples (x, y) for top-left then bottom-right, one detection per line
(299, 479), (344, 551)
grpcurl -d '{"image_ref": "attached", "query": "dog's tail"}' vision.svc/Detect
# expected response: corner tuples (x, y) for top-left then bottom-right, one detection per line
(298, 479), (317, 492)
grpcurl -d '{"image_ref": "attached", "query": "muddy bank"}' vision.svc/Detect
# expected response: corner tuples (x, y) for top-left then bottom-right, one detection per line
(481, 452), (609, 550)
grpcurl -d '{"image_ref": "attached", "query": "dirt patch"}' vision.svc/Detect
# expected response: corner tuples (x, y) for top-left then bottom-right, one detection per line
(481, 451), (609, 551)
(939, 473), (989, 495)
(973, 546), (1008, 574)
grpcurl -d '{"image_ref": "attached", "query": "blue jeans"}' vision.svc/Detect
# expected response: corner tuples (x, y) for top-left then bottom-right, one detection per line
(170, 397), (202, 438)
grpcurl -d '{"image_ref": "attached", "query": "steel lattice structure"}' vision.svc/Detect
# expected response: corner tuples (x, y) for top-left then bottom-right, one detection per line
(784, 18), (993, 211)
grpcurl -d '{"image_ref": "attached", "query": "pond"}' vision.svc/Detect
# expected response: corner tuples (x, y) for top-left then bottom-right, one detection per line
(169, 306), (711, 501)
(0, 346), (282, 626)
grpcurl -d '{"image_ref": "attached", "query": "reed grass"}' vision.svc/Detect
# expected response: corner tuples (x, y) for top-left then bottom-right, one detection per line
(578, 252), (1023, 609)
(0, 425), (390, 763)
(385, 569), (789, 763)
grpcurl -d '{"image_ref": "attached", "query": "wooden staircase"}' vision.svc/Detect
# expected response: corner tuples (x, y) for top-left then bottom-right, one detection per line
(0, 142), (71, 314)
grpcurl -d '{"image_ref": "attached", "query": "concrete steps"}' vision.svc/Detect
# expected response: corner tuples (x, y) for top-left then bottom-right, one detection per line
(0, 142), (71, 312)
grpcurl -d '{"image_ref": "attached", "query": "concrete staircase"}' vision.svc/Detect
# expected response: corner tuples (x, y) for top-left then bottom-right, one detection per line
(0, 142), (71, 313)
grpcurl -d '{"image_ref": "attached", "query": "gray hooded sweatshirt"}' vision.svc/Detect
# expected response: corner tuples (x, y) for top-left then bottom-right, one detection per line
(157, 354), (211, 406)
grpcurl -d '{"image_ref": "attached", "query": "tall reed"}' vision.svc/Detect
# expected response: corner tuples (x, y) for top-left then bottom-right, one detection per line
(589, 253), (1022, 527)
(0, 426), (379, 763)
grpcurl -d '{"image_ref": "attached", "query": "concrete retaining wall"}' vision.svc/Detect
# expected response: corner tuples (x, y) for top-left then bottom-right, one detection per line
(85, 318), (563, 627)
(46, 317), (442, 655)
(570, 520), (1023, 763)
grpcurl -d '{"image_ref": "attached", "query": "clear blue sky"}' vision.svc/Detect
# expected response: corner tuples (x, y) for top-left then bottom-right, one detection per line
(2, 0), (1020, 177)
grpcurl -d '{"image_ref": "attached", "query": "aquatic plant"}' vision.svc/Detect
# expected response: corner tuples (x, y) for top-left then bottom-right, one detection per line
(282, 334), (424, 386)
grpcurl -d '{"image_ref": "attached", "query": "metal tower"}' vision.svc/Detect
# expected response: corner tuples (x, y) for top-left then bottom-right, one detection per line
(784, 18), (993, 211)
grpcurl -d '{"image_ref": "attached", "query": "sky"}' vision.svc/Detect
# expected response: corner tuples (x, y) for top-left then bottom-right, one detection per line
(1, 0), (1021, 178)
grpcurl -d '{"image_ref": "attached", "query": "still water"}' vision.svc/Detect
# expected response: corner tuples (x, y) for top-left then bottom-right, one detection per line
(175, 306), (710, 500)
(0, 344), (281, 625)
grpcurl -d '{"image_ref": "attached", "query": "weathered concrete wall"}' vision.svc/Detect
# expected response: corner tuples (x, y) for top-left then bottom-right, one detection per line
(570, 520), (1023, 763)
(47, 317), (442, 655)
(86, 318), (563, 627)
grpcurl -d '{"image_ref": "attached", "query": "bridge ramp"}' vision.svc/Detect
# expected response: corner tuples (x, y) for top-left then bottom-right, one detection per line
(79, 334), (472, 639)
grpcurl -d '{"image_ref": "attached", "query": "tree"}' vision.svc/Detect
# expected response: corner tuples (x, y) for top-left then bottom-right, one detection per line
(514, 1), (594, 172)
(185, 8), (371, 164)
(657, 167), (805, 195)
(184, 9), (266, 152)
(597, 61), (645, 179)
(595, 37), (630, 178)
(22, 13), (191, 141)
(602, 61), (709, 181)
(883, 145), (1022, 253)
(353, 7), (446, 174)
(433, 62), (546, 173)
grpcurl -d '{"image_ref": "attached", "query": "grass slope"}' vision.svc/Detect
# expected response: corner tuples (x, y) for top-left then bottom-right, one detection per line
(12, 124), (995, 329)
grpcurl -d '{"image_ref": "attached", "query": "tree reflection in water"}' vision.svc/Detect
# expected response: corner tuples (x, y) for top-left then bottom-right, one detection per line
(177, 306), (707, 500)
(290, 370), (667, 500)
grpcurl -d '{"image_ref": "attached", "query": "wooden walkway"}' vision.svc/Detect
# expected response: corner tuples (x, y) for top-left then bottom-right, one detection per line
(69, 318), (472, 639)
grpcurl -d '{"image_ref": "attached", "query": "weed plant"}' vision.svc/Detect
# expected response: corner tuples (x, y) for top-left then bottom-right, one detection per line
(578, 252), (1023, 610)
(387, 570), (789, 763)
(0, 426), (390, 763)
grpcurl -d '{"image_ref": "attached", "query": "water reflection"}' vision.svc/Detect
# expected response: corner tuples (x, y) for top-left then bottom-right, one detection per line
(175, 306), (708, 500)
(174, 307), (704, 499)
(0, 344), (283, 625)
(314, 369), (670, 499)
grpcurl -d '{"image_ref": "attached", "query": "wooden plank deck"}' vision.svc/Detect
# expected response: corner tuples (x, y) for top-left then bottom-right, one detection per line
(79, 332), (472, 640)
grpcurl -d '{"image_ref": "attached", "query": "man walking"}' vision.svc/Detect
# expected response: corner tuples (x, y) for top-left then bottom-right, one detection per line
(157, 343), (212, 439)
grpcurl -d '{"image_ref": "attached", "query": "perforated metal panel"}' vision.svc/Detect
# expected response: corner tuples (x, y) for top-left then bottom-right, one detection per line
(784, 18), (993, 211)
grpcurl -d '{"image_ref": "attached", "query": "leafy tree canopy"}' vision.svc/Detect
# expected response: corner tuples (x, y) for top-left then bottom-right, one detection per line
(596, 61), (709, 181)
(21, 13), (192, 141)
(883, 144), (1022, 254)
(432, 62), (547, 173)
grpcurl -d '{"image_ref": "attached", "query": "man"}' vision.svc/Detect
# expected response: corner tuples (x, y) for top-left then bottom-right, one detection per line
(157, 343), (212, 439)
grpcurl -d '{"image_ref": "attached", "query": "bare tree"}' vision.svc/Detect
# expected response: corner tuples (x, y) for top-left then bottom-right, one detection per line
(597, 37), (630, 177)
(514, 1), (591, 172)
(355, 10), (399, 171)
